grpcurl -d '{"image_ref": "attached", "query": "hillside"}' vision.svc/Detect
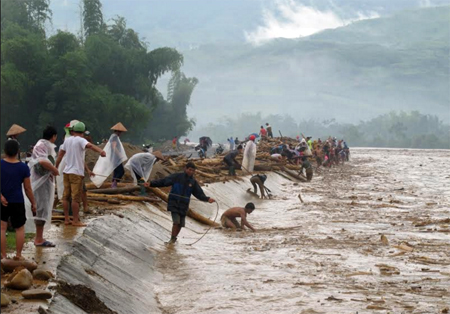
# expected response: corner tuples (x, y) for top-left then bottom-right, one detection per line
(179, 6), (450, 125)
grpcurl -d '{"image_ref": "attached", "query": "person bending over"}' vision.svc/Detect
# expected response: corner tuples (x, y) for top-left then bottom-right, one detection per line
(220, 203), (256, 231)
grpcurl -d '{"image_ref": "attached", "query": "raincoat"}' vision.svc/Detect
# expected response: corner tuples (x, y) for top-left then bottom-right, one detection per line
(242, 140), (257, 173)
(124, 152), (157, 185)
(25, 139), (57, 228)
(91, 133), (128, 188)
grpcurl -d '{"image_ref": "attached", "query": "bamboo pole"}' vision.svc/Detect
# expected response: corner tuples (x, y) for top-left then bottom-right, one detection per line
(146, 187), (219, 227)
(87, 186), (140, 194)
(87, 192), (161, 203)
(85, 182), (128, 190)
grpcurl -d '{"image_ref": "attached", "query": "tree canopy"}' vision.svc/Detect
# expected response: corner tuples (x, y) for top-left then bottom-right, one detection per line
(1, 0), (196, 148)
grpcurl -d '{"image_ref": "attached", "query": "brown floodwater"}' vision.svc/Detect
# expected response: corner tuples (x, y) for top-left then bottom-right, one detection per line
(153, 148), (450, 314)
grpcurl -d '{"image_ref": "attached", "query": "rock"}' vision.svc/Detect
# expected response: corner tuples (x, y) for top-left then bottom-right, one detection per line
(22, 289), (52, 300)
(5, 267), (33, 290)
(33, 269), (54, 281)
(380, 234), (389, 246)
(1, 293), (10, 307)
(1, 258), (38, 273)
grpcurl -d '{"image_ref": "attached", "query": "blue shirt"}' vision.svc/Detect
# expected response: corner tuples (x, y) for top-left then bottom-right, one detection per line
(1, 159), (30, 203)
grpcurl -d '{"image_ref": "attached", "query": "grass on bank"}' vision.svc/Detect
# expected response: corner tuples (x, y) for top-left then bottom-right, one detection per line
(5, 232), (35, 252)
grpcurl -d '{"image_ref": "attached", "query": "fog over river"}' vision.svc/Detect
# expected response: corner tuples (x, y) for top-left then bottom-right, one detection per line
(154, 148), (450, 313)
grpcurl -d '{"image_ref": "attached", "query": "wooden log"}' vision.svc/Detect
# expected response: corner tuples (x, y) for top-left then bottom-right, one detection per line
(195, 170), (217, 179)
(88, 186), (140, 195)
(146, 187), (219, 227)
(87, 196), (121, 204)
(87, 193), (160, 203)
(282, 168), (307, 182)
(85, 182), (128, 190)
(168, 158), (177, 167)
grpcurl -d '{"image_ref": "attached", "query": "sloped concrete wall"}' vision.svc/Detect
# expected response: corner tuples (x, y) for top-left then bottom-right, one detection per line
(47, 173), (290, 313)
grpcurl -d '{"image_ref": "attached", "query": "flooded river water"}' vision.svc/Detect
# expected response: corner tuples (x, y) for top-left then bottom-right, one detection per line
(154, 148), (450, 314)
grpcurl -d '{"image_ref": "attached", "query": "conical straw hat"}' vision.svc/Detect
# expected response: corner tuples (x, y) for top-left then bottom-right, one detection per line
(111, 122), (127, 132)
(152, 151), (165, 161)
(7, 124), (26, 136)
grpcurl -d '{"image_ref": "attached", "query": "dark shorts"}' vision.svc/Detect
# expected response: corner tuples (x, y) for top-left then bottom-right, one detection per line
(1, 203), (27, 229)
(171, 212), (186, 227)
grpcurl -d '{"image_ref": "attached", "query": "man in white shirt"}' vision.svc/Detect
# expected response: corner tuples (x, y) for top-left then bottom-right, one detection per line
(55, 122), (105, 227)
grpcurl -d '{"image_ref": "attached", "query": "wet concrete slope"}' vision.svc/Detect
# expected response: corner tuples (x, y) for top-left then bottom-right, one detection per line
(47, 207), (172, 314)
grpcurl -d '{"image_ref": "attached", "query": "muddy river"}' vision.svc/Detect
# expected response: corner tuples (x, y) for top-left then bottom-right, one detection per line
(154, 148), (450, 314)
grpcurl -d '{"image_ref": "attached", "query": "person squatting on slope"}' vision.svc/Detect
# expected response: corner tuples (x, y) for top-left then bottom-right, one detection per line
(220, 203), (256, 231)
(146, 162), (215, 244)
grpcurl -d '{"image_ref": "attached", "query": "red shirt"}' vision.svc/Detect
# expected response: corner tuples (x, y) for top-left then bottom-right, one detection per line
(260, 128), (267, 136)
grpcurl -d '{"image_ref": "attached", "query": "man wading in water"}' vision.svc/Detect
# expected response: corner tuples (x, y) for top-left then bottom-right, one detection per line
(221, 203), (256, 231)
(146, 162), (215, 244)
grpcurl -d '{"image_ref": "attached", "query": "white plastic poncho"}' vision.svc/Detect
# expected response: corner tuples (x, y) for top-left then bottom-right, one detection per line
(124, 153), (157, 185)
(242, 140), (257, 173)
(25, 139), (57, 229)
(55, 145), (67, 200)
(300, 139), (312, 156)
(91, 133), (127, 187)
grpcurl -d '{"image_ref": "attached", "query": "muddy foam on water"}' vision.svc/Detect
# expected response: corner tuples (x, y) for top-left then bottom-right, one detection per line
(154, 148), (450, 313)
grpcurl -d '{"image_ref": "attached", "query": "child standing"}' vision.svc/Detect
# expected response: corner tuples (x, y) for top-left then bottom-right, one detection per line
(1, 140), (36, 260)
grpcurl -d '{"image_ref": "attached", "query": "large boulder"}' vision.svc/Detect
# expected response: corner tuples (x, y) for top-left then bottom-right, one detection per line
(22, 289), (52, 300)
(5, 267), (33, 290)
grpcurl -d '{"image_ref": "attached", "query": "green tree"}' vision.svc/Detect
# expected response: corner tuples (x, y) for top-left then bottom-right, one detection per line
(83, 0), (104, 37)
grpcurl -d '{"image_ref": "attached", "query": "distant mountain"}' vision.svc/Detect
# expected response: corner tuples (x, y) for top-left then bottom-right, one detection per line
(50, 0), (450, 48)
(179, 6), (450, 126)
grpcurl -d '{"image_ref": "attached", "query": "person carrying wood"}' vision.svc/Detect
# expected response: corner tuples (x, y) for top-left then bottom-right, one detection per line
(220, 203), (256, 231)
(223, 145), (243, 176)
(248, 174), (268, 199)
(146, 162), (215, 244)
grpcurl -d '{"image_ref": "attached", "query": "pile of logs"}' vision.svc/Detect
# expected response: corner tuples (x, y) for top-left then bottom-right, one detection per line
(154, 136), (308, 183)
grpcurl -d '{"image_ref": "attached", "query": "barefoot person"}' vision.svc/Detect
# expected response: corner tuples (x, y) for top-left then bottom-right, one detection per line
(1, 140), (37, 260)
(28, 126), (59, 247)
(220, 203), (256, 231)
(55, 122), (106, 226)
(146, 162), (215, 244)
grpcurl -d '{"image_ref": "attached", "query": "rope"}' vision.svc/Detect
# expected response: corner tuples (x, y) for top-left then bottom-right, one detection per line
(166, 192), (220, 246)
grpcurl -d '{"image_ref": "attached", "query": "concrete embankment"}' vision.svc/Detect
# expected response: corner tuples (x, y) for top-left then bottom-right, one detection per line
(46, 173), (285, 313)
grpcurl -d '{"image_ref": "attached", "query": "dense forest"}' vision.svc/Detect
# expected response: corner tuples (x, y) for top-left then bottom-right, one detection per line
(189, 111), (450, 149)
(1, 0), (197, 148)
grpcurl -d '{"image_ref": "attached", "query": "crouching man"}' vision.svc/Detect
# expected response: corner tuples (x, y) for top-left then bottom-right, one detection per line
(220, 203), (256, 231)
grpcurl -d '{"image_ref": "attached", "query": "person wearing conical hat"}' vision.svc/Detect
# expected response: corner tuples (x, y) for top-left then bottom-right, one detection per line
(91, 123), (128, 189)
(6, 124), (26, 140)
(6, 124), (26, 161)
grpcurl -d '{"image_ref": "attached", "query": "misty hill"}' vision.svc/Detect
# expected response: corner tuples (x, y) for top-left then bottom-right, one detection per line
(180, 6), (450, 126)
(50, 0), (450, 48)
